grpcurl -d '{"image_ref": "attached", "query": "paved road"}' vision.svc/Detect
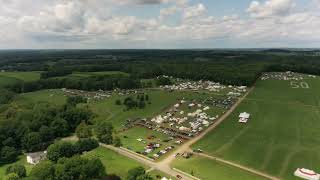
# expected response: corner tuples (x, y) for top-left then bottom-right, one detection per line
(100, 87), (278, 180)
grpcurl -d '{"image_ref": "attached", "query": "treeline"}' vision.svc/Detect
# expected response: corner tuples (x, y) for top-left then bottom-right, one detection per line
(0, 97), (93, 164)
(8, 75), (141, 93)
(1, 50), (320, 86)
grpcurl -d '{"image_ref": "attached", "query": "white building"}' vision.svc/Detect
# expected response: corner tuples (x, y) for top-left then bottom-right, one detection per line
(294, 168), (320, 180)
(27, 151), (47, 165)
(239, 112), (250, 123)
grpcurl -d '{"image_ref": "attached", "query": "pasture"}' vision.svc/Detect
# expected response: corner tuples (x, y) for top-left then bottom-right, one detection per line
(172, 155), (267, 180)
(193, 74), (320, 179)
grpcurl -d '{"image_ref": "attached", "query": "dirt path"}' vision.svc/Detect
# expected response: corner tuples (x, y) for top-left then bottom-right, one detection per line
(196, 153), (280, 180)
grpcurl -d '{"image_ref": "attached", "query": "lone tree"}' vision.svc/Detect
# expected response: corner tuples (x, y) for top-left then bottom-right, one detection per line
(127, 167), (146, 180)
(76, 122), (92, 138)
(113, 136), (122, 147)
(96, 122), (114, 144)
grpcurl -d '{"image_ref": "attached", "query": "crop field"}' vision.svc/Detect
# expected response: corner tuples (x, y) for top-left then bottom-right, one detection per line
(84, 147), (147, 179)
(172, 155), (267, 180)
(193, 74), (320, 179)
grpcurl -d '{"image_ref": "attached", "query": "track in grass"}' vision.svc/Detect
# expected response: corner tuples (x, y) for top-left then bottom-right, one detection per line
(193, 74), (320, 180)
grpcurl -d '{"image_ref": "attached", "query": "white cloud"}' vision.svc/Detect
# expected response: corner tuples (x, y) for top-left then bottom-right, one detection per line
(183, 3), (207, 19)
(0, 0), (320, 48)
(160, 6), (178, 18)
(247, 0), (294, 18)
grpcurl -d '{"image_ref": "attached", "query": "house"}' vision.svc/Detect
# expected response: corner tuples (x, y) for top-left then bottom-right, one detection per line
(27, 151), (47, 165)
(239, 112), (250, 123)
(294, 168), (320, 180)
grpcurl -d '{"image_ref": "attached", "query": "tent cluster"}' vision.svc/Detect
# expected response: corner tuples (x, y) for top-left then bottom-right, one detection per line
(161, 80), (227, 92)
(61, 88), (111, 101)
(150, 99), (218, 137)
(261, 72), (304, 81)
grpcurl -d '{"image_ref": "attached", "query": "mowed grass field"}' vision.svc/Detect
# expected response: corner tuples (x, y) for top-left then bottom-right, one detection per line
(172, 156), (267, 180)
(84, 147), (147, 179)
(193, 74), (320, 180)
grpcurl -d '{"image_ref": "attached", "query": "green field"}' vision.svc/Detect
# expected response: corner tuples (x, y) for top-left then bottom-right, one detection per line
(6, 89), (67, 111)
(66, 71), (129, 79)
(84, 147), (147, 179)
(193, 75), (320, 179)
(172, 156), (267, 180)
(0, 71), (41, 82)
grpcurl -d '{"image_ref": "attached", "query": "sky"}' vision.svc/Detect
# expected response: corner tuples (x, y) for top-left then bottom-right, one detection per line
(0, 0), (320, 49)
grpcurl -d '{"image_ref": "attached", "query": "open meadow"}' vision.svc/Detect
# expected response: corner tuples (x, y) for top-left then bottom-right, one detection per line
(0, 71), (41, 82)
(193, 74), (320, 179)
(172, 155), (268, 180)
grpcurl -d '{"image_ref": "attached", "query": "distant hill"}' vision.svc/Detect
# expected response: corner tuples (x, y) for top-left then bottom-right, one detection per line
(262, 49), (292, 53)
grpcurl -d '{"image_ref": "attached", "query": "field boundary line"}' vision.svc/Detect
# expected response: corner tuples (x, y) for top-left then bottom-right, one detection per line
(196, 153), (280, 180)
(172, 168), (201, 180)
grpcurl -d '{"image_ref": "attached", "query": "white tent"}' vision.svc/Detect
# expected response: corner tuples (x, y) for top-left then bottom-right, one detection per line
(294, 168), (320, 180)
(239, 112), (250, 123)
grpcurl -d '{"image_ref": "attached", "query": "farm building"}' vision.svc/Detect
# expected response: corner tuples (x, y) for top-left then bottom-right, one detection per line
(239, 112), (250, 123)
(27, 151), (47, 165)
(294, 168), (320, 180)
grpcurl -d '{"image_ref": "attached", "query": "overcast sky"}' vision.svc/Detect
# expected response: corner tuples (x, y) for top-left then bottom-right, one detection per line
(0, 0), (319, 49)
